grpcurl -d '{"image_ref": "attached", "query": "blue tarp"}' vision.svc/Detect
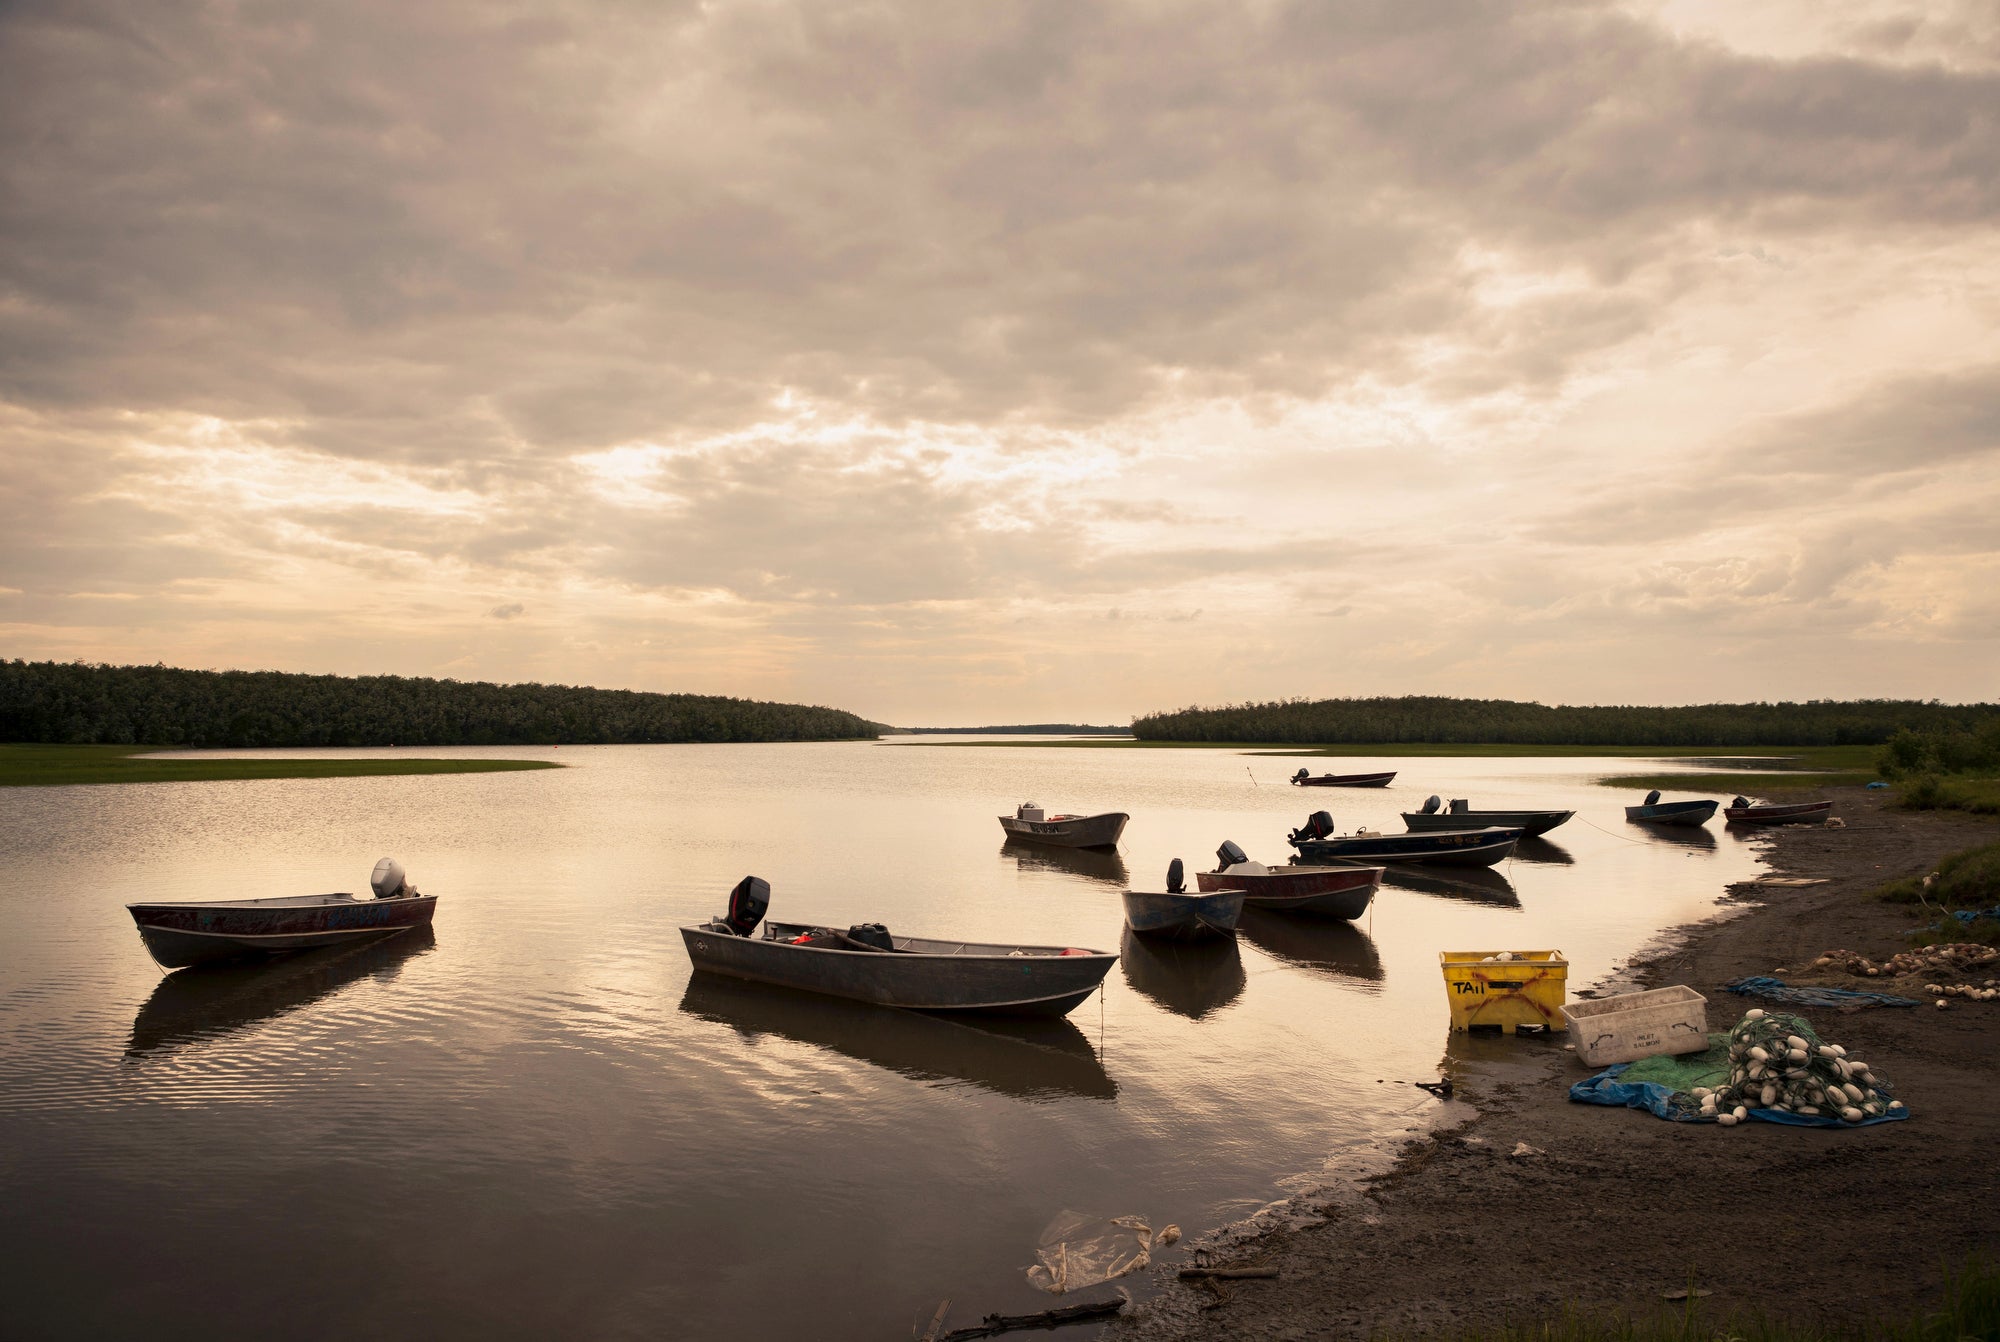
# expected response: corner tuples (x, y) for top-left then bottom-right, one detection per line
(1723, 975), (1920, 1008)
(1570, 1061), (1910, 1128)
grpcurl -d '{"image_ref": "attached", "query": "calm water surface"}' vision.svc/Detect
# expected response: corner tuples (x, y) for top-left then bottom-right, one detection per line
(0, 742), (1767, 1339)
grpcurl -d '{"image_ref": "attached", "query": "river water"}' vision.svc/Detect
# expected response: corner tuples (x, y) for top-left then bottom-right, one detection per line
(0, 741), (1765, 1339)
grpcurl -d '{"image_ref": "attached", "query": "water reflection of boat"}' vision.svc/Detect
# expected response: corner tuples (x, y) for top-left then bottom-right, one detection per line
(126, 925), (437, 1057)
(1511, 836), (1575, 866)
(677, 974), (1115, 1102)
(1236, 909), (1385, 986)
(1119, 929), (1246, 1019)
(1000, 840), (1130, 888)
(1380, 865), (1521, 907)
(1643, 824), (1718, 850)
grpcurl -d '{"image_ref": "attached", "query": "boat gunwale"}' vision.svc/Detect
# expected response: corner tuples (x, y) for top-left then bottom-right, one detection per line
(127, 892), (429, 914)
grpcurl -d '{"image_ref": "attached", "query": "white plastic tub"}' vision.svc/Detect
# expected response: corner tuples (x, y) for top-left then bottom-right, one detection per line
(1561, 986), (1709, 1067)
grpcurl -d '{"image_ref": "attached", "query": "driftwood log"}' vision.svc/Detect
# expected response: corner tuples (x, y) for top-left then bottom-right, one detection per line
(1176, 1266), (1279, 1281)
(934, 1297), (1124, 1340)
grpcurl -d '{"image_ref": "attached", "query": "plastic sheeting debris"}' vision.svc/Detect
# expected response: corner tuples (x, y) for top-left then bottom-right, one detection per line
(1025, 1211), (1155, 1294)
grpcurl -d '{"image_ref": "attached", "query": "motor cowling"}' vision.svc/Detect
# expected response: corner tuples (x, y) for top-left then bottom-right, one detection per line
(1733, 796), (1750, 809)
(1166, 858), (1185, 894)
(1215, 839), (1248, 870)
(1421, 795), (1441, 814)
(1292, 767), (1310, 782)
(1643, 790), (1662, 806)
(370, 857), (408, 899)
(1288, 811), (1335, 844)
(723, 876), (770, 936)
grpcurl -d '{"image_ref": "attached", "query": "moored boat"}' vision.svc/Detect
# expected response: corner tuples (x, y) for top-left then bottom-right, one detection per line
(1195, 841), (1381, 919)
(126, 858), (437, 970)
(1122, 859), (1245, 940)
(1402, 796), (1574, 837)
(1289, 768), (1396, 788)
(996, 802), (1129, 849)
(1286, 811), (1521, 867)
(1623, 790), (1719, 827)
(1724, 796), (1835, 826)
(682, 877), (1117, 1017)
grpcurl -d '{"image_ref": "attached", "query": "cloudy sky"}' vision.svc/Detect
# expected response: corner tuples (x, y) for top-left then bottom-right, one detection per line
(3, 0), (1997, 725)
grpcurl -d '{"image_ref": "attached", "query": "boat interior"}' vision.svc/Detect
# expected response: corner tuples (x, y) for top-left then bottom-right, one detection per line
(756, 921), (1089, 958)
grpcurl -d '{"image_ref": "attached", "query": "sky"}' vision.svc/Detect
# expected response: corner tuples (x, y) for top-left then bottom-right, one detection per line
(3, 0), (1997, 726)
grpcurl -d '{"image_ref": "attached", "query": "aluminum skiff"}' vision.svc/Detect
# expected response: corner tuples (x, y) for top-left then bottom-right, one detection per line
(1120, 888), (1245, 940)
(127, 892), (438, 970)
(1195, 863), (1382, 918)
(682, 921), (1117, 1016)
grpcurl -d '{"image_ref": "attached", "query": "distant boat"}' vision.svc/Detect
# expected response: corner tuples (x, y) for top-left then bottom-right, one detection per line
(997, 802), (1128, 850)
(126, 858), (437, 970)
(1195, 841), (1381, 919)
(1402, 796), (1573, 837)
(682, 877), (1116, 1017)
(1121, 859), (1245, 940)
(1724, 796), (1835, 826)
(1623, 790), (1719, 827)
(1290, 768), (1396, 788)
(1287, 811), (1521, 867)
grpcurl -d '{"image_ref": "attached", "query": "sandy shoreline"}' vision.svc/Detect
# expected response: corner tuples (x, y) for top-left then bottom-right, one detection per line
(1118, 787), (2000, 1340)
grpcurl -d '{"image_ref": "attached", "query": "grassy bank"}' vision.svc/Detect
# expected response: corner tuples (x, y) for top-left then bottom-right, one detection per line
(0, 744), (563, 788)
(1897, 774), (2000, 817)
(902, 737), (1884, 790)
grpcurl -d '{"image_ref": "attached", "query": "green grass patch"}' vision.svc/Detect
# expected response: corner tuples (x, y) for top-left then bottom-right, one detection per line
(1896, 773), (2000, 816)
(1389, 1253), (1997, 1341)
(1873, 839), (2000, 945)
(0, 744), (563, 788)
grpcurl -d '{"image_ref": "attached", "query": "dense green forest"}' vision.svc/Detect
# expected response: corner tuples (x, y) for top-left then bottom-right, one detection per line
(0, 660), (879, 747)
(891, 724), (1129, 735)
(1132, 696), (2000, 747)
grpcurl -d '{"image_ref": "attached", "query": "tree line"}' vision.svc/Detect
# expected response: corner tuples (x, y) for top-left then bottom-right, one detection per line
(0, 660), (880, 747)
(1131, 695), (2000, 747)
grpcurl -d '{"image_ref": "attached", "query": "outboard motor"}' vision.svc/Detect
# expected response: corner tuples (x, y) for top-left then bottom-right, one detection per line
(370, 857), (408, 900)
(1449, 798), (1469, 814)
(1215, 839), (1248, 870)
(1643, 790), (1662, 806)
(1287, 811), (1336, 844)
(720, 875), (770, 937)
(1421, 795), (1441, 814)
(1166, 858), (1185, 894)
(1292, 767), (1310, 783)
(1733, 796), (1750, 810)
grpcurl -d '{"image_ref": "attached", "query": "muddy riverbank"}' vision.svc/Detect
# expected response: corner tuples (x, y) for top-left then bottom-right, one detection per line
(1121, 787), (2000, 1340)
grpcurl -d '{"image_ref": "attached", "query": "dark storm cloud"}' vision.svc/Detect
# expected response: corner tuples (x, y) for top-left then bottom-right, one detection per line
(6, 0), (1998, 458)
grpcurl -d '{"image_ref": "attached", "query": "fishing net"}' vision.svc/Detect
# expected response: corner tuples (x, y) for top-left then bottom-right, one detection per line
(1570, 1010), (1909, 1128)
(1724, 976), (1920, 1009)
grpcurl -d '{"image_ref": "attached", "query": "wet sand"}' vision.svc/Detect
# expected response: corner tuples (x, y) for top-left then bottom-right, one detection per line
(1121, 787), (2000, 1339)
